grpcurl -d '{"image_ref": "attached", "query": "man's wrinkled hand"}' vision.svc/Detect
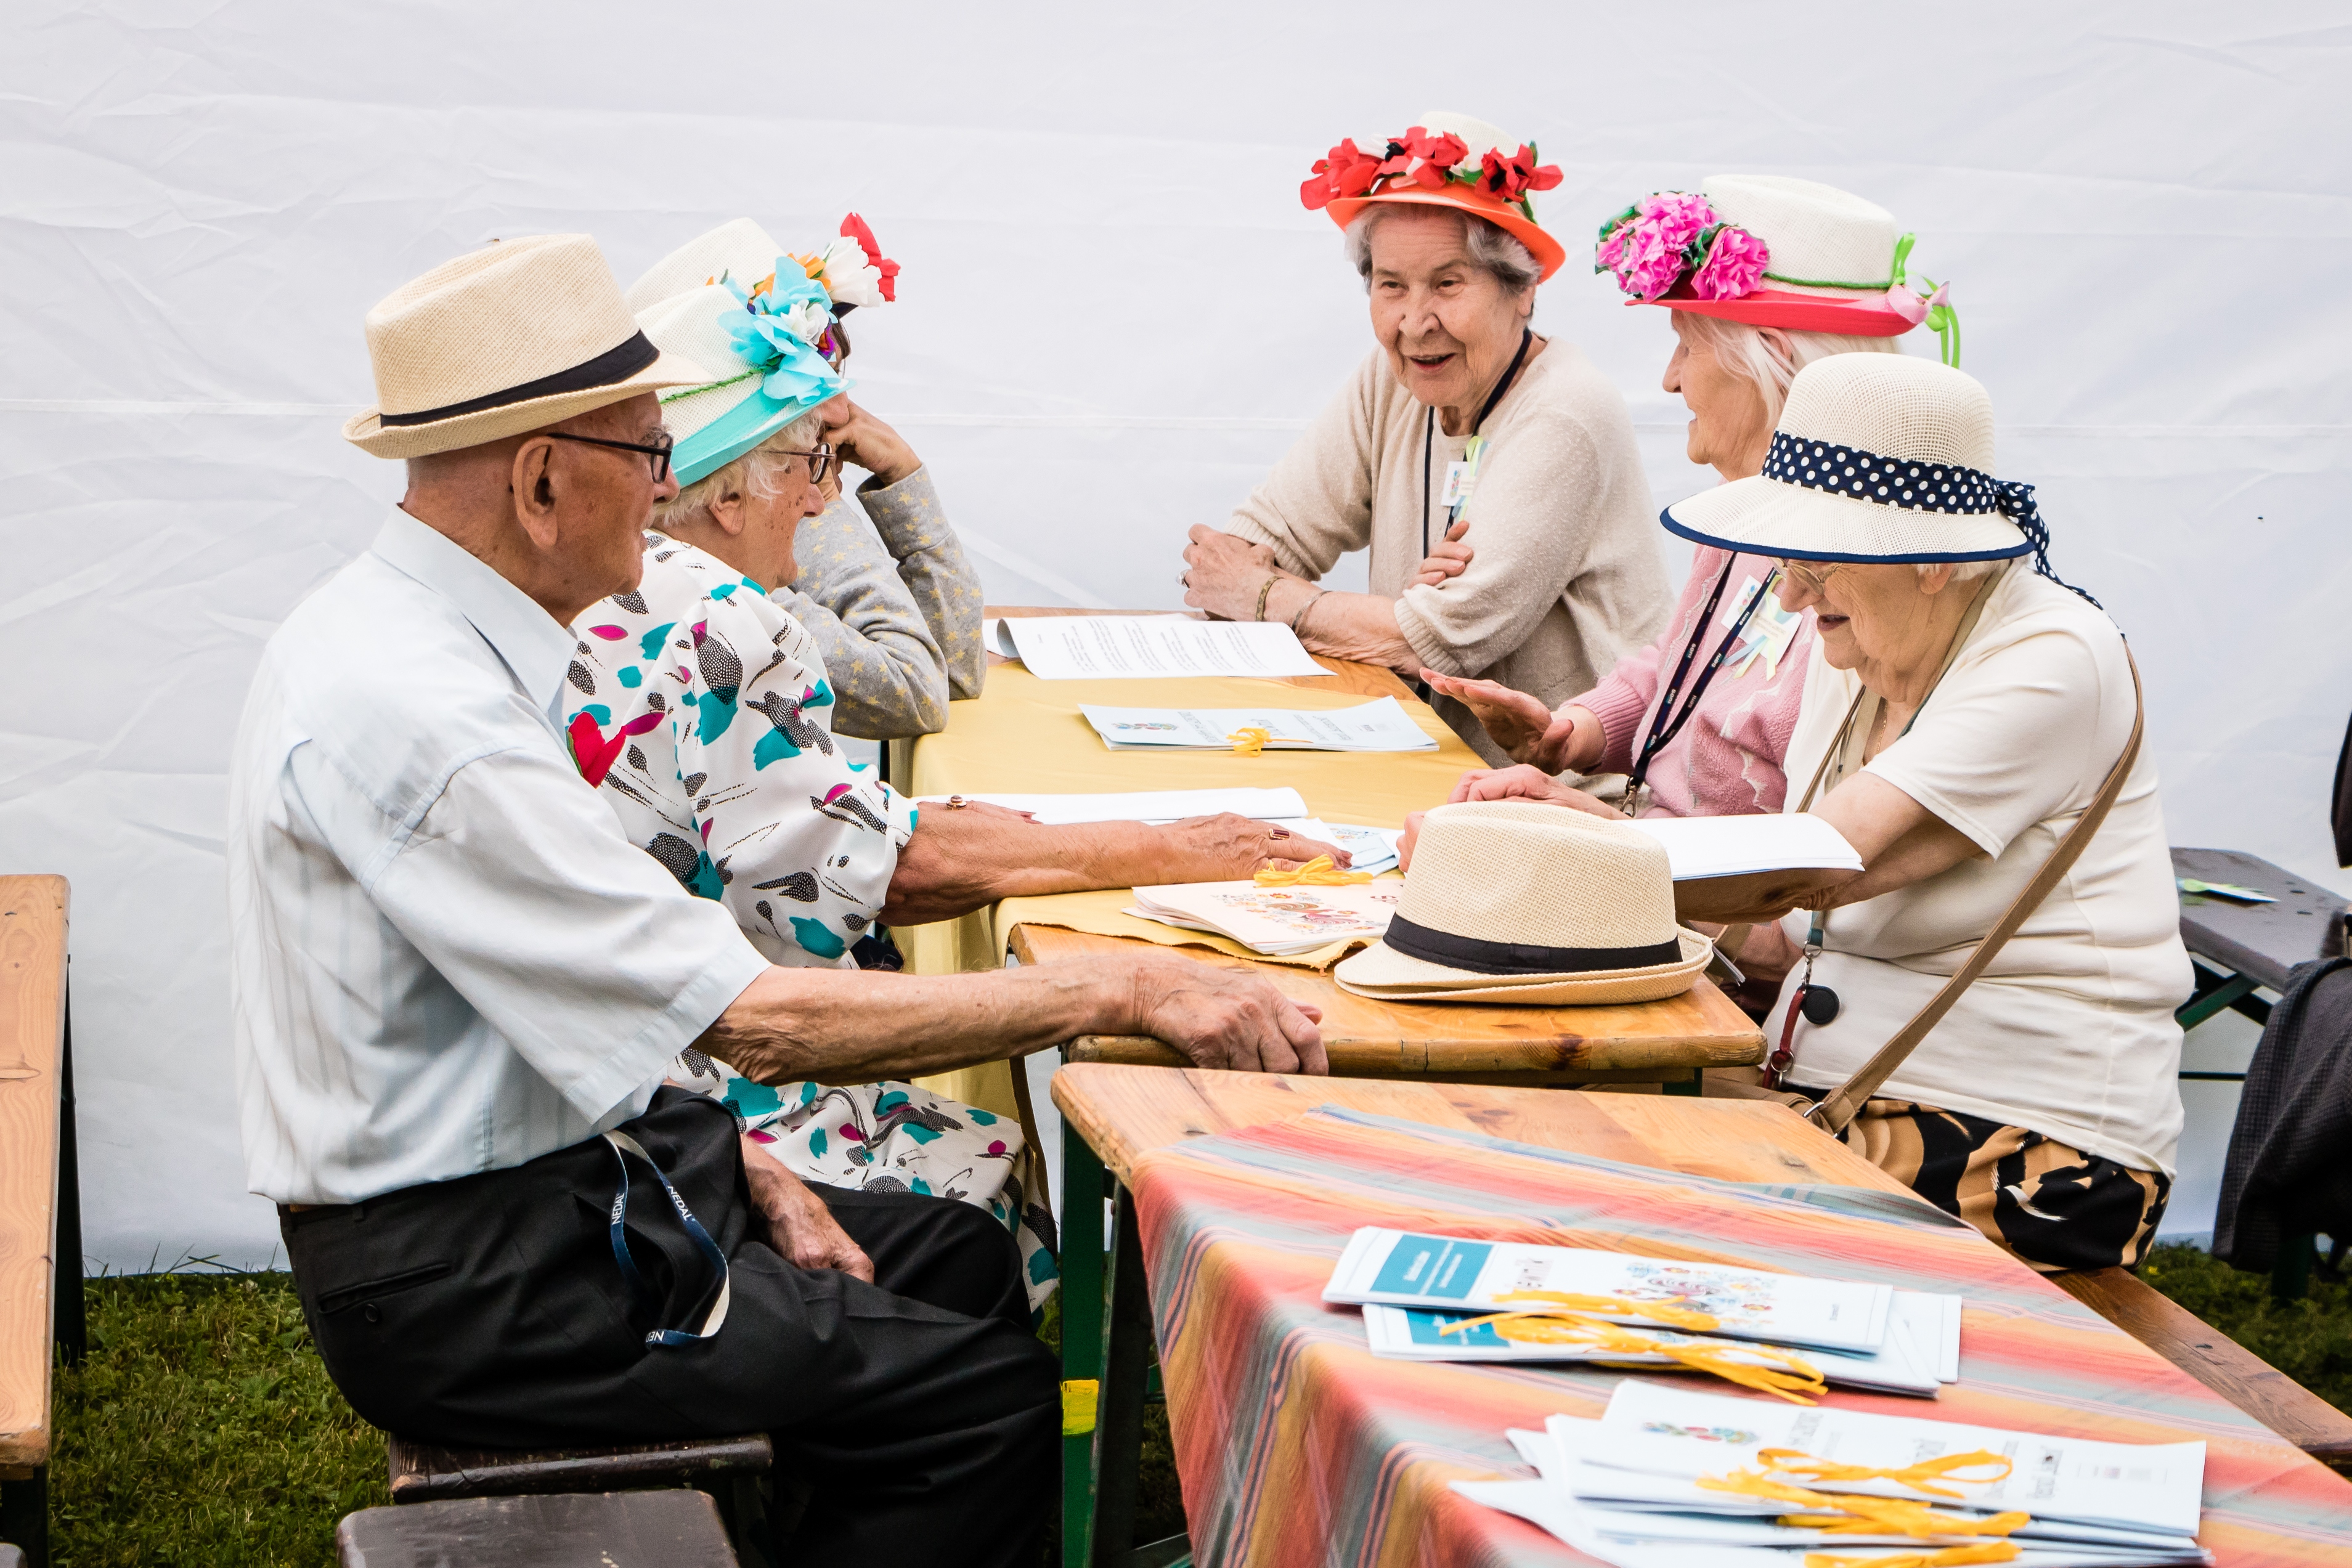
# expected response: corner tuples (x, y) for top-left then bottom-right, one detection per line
(741, 1137), (875, 1283)
(1127, 954), (1327, 1075)
(1419, 670), (1568, 768)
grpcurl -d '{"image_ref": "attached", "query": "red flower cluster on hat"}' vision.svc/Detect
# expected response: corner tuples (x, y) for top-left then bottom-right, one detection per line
(1301, 127), (1562, 219)
(839, 213), (899, 304)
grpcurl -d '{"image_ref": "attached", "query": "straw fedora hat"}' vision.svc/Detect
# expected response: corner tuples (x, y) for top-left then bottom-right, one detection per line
(1597, 175), (1951, 346)
(1333, 801), (1712, 1006)
(628, 220), (852, 487)
(1664, 354), (2045, 566)
(344, 235), (710, 459)
(1303, 110), (1569, 281)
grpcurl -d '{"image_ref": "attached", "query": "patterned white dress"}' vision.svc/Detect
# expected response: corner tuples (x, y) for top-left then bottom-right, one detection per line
(568, 534), (1057, 1309)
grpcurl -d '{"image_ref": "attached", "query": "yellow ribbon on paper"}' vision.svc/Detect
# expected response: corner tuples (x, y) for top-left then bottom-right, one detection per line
(1254, 855), (1373, 887)
(1228, 726), (1274, 756)
(1759, 1448), (2014, 1501)
(1698, 1466), (2029, 1542)
(1490, 1289), (1720, 1333)
(1437, 1307), (1826, 1404)
(1804, 1547), (2018, 1568)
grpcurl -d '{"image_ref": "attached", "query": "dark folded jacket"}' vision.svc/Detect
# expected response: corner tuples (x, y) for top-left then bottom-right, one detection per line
(2213, 957), (2352, 1269)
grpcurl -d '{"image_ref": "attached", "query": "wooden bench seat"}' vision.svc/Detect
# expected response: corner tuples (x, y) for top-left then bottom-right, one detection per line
(2056, 1265), (2352, 1474)
(339, 1489), (737, 1567)
(386, 1430), (771, 1503)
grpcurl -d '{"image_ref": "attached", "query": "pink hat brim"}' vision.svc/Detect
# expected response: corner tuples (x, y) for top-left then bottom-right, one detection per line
(1638, 285), (1915, 337)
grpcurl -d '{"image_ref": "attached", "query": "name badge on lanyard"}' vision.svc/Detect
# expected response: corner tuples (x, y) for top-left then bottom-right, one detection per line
(1438, 434), (1488, 518)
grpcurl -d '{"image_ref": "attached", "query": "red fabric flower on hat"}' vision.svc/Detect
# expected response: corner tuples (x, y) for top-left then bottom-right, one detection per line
(1400, 126), (1470, 188)
(1479, 144), (1563, 203)
(1301, 137), (1388, 210)
(839, 213), (899, 303)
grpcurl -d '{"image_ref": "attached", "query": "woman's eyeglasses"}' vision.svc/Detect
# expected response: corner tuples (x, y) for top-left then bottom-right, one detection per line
(774, 444), (837, 485)
(1777, 559), (1848, 596)
(546, 429), (676, 483)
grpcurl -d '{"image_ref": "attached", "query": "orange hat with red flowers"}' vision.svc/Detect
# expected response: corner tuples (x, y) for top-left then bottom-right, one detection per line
(1300, 110), (1567, 281)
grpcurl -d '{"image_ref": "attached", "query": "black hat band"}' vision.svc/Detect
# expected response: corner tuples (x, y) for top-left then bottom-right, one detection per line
(1381, 914), (1683, 977)
(378, 331), (661, 428)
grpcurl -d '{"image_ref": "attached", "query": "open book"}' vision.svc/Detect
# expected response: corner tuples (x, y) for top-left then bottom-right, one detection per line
(1126, 879), (1400, 957)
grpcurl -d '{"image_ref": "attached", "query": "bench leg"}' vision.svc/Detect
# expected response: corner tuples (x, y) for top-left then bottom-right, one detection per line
(2273, 1233), (2316, 1304)
(1060, 1119), (1106, 1568)
(0, 1466), (47, 1568)
(54, 996), (85, 1367)
(1086, 1185), (1151, 1568)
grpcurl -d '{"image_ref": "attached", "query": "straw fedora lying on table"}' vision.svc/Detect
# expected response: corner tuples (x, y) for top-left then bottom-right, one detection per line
(1334, 801), (1712, 1005)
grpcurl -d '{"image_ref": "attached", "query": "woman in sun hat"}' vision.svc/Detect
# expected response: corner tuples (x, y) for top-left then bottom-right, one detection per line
(1430, 175), (1953, 827)
(625, 217), (985, 744)
(1179, 112), (1670, 765)
(1474, 352), (2187, 1271)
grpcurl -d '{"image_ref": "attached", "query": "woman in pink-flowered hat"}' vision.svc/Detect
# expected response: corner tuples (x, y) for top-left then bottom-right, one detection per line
(1424, 175), (1956, 1008)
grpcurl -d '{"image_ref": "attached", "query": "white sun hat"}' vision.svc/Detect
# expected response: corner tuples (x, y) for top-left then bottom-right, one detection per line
(1662, 352), (2056, 565)
(343, 235), (712, 459)
(628, 220), (848, 487)
(1333, 801), (1711, 1005)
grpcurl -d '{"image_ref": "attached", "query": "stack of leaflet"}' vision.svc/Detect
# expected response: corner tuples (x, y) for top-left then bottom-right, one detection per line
(1454, 1380), (2211, 1566)
(1325, 1229), (1958, 1397)
(1078, 697), (1438, 753)
(1126, 879), (1399, 957)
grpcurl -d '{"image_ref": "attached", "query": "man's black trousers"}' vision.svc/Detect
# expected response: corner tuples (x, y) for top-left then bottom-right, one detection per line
(280, 1090), (1057, 1568)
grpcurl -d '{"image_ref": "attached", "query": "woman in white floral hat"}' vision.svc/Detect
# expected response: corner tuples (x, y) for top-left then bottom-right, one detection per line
(1180, 112), (1670, 765)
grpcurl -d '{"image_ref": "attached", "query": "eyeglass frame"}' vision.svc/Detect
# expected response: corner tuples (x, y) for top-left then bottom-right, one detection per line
(545, 429), (676, 483)
(772, 444), (837, 485)
(1775, 558), (1852, 597)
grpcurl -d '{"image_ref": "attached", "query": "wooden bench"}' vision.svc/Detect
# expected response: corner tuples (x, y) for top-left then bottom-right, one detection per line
(388, 1431), (774, 1558)
(2054, 1265), (2352, 1476)
(0, 877), (79, 1568)
(340, 1489), (738, 1567)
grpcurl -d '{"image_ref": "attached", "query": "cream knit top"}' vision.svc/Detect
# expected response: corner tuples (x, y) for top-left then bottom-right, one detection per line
(1225, 343), (1670, 763)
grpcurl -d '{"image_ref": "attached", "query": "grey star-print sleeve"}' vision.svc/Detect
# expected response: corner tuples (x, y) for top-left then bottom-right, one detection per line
(772, 467), (983, 740)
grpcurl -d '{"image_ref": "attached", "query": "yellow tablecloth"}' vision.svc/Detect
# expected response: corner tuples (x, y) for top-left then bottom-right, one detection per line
(896, 665), (1484, 1115)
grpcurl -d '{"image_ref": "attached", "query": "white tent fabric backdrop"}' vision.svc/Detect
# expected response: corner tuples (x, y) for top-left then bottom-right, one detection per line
(3, 1), (2347, 1268)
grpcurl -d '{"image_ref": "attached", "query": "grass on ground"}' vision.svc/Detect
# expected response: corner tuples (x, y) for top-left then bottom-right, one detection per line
(6, 1248), (2345, 1565)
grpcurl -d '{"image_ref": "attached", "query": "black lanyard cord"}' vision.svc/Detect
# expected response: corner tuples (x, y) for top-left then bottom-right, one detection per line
(1420, 327), (1535, 560)
(1627, 559), (1781, 795)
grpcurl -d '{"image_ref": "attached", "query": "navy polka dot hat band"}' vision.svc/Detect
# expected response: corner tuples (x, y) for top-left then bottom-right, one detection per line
(1662, 355), (2099, 607)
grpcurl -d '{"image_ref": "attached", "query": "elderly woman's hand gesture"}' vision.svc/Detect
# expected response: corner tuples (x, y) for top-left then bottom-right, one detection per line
(1418, 670), (1605, 776)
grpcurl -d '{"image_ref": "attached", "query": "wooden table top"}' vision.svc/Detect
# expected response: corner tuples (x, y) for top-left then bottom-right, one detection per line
(976, 608), (1762, 1076)
(0, 875), (67, 1470)
(1049, 1062), (1909, 1192)
(1013, 925), (1763, 1078)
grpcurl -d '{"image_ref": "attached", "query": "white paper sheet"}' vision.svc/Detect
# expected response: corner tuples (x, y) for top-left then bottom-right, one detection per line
(1625, 814), (1865, 880)
(1322, 1228), (1894, 1353)
(1078, 697), (1434, 752)
(988, 615), (1327, 679)
(913, 787), (1308, 826)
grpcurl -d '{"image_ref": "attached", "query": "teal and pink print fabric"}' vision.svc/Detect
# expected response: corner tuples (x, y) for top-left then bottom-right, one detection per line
(672, 1048), (1059, 1312)
(564, 531), (915, 969)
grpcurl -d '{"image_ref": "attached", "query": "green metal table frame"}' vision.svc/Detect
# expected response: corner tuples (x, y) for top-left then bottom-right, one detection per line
(1051, 1056), (1705, 1568)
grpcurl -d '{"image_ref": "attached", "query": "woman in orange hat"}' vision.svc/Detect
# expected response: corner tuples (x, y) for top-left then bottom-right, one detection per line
(1180, 113), (1670, 765)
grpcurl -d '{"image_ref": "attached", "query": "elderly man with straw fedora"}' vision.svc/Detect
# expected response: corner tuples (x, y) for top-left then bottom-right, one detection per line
(1179, 112), (1669, 765)
(227, 234), (1330, 1568)
(1446, 354), (2190, 1272)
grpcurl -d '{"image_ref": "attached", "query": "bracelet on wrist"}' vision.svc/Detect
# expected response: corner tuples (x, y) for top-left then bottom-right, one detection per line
(1289, 588), (1329, 638)
(1252, 574), (1279, 623)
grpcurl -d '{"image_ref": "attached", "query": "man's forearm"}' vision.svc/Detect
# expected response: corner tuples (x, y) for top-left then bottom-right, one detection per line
(702, 957), (1139, 1086)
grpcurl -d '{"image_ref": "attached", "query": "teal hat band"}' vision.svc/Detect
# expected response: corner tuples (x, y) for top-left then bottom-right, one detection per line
(668, 365), (847, 487)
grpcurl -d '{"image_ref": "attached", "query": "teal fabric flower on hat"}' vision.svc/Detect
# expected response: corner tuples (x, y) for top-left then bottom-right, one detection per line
(717, 265), (844, 405)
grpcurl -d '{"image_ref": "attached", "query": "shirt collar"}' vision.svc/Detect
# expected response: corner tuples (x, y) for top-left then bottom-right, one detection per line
(369, 507), (576, 723)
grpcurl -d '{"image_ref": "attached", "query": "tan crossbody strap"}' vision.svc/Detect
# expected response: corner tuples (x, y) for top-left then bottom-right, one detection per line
(1805, 647), (2145, 1134)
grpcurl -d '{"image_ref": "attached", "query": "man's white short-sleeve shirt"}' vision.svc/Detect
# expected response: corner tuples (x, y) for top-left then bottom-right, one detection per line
(227, 508), (769, 1206)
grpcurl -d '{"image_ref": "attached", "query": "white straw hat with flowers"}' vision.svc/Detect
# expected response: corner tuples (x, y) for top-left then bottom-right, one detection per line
(1664, 353), (2070, 567)
(1333, 801), (1712, 1005)
(1593, 174), (1961, 364)
(343, 234), (712, 459)
(625, 216), (901, 487)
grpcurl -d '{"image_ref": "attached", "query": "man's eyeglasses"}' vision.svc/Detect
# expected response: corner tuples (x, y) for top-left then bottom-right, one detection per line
(547, 429), (675, 482)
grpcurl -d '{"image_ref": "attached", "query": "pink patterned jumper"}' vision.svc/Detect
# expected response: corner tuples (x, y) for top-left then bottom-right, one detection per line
(1573, 544), (1813, 818)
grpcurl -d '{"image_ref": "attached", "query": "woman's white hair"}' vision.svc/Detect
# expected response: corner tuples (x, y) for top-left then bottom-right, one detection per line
(650, 408), (828, 532)
(1344, 206), (1541, 298)
(1674, 312), (1902, 427)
